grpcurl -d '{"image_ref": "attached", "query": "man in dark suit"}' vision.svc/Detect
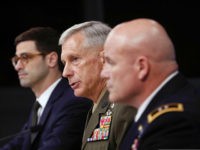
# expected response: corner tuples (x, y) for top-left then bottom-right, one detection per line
(0, 27), (92, 150)
(59, 21), (136, 150)
(101, 18), (200, 149)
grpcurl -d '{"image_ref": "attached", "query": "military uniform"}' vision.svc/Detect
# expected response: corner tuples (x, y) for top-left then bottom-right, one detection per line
(120, 73), (200, 150)
(82, 90), (136, 150)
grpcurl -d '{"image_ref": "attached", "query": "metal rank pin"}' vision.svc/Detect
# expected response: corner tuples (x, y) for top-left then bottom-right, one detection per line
(106, 109), (112, 115)
(110, 103), (115, 109)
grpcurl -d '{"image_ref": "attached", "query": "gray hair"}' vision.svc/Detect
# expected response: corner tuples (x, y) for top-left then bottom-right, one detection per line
(59, 21), (111, 48)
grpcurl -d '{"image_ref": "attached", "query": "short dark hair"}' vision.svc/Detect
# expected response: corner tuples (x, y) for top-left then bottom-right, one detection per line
(15, 27), (63, 71)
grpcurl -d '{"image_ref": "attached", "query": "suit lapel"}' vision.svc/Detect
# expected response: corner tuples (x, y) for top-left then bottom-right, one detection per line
(31, 78), (67, 143)
(82, 91), (109, 148)
(39, 78), (67, 125)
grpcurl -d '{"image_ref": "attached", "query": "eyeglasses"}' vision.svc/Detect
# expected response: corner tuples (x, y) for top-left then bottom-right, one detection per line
(11, 52), (44, 67)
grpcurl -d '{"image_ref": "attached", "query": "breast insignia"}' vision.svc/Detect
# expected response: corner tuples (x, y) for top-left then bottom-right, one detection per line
(87, 104), (114, 142)
(147, 103), (184, 123)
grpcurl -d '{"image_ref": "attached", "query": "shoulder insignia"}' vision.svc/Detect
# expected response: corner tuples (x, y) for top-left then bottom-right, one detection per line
(147, 103), (184, 123)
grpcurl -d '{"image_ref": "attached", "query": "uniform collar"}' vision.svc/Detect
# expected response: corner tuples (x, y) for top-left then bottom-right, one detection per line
(135, 71), (178, 122)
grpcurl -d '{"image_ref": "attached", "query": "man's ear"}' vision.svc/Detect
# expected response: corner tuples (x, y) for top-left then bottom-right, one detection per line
(46, 51), (58, 67)
(136, 56), (149, 80)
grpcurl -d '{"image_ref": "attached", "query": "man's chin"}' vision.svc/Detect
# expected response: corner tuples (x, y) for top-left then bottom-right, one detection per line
(109, 93), (124, 103)
(19, 81), (31, 88)
(74, 90), (89, 99)
(108, 94), (117, 102)
(74, 90), (83, 97)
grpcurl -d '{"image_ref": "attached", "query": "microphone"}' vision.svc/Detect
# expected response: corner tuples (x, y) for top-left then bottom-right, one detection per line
(0, 125), (41, 142)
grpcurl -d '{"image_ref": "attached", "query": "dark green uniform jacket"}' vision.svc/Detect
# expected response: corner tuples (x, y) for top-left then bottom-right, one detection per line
(82, 90), (136, 150)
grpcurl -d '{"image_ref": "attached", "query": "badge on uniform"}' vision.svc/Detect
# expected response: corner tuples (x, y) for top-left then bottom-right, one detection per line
(87, 110), (112, 142)
(131, 138), (138, 150)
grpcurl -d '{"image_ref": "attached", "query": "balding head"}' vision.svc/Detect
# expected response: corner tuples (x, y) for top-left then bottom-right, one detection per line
(101, 18), (178, 107)
(107, 18), (176, 63)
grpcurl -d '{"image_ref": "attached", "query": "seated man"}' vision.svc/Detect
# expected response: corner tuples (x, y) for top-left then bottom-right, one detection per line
(1, 27), (92, 150)
(101, 18), (200, 149)
(59, 21), (136, 150)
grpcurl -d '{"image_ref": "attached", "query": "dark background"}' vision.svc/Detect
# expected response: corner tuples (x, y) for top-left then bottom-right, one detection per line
(0, 0), (200, 145)
(1, 0), (200, 86)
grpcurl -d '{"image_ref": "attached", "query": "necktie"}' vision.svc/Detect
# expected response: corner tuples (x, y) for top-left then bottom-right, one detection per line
(31, 101), (41, 127)
(31, 101), (40, 143)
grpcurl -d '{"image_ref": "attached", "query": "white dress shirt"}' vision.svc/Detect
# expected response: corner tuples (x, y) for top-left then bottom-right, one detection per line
(36, 78), (62, 123)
